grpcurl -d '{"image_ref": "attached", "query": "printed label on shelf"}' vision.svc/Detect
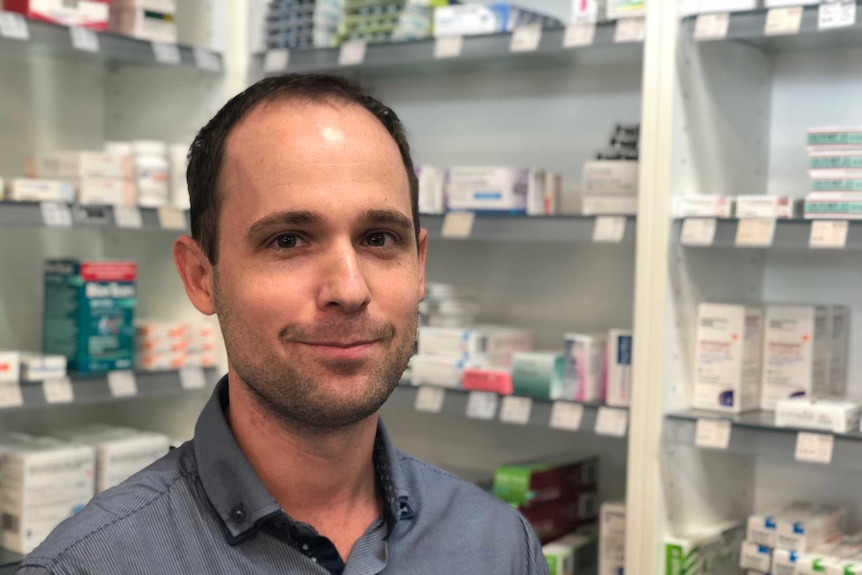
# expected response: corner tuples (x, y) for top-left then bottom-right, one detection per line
(819, 0), (856, 29)
(592, 216), (627, 243)
(179, 366), (207, 390)
(594, 407), (628, 436)
(795, 432), (834, 465)
(113, 205), (143, 229)
(43, 377), (74, 404)
(415, 386), (445, 413)
(764, 6), (804, 36)
(72, 205), (110, 226)
(809, 220), (849, 249)
(564, 23), (596, 47)
(466, 391), (499, 420)
(263, 49), (290, 73)
(70, 26), (99, 53)
(499, 396), (532, 425)
(441, 212), (475, 238)
(735, 218), (776, 247)
(434, 35), (464, 59)
(510, 23), (542, 52)
(152, 42), (181, 65)
(108, 370), (138, 398)
(193, 49), (221, 72)
(694, 13), (730, 40)
(614, 18), (646, 43)
(695, 419), (732, 450)
(158, 207), (187, 230)
(680, 218), (717, 246)
(0, 12), (29, 40)
(0, 382), (23, 409)
(550, 402), (584, 431)
(40, 202), (73, 227)
(339, 40), (367, 66)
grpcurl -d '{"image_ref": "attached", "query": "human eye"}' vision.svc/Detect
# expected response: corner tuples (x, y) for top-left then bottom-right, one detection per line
(269, 233), (306, 249)
(364, 231), (400, 248)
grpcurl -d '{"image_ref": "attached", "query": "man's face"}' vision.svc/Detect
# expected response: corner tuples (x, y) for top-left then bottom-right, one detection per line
(213, 99), (426, 430)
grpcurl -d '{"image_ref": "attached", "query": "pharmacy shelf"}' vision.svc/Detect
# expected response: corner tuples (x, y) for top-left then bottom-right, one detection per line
(683, 3), (862, 51)
(389, 384), (628, 437)
(0, 202), (189, 231)
(677, 218), (862, 250)
(423, 214), (637, 243)
(0, 11), (222, 72)
(3, 368), (219, 412)
(664, 409), (862, 469)
(259, 22), (644, 75)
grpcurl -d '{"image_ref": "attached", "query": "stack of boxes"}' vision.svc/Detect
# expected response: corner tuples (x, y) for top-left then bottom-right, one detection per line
(338, 0), (406, 45)
(105, 140), (171, 208)
(542, 532), (597, 575)
(1, 0), (111, 29)
(135, 320), (218, 371)
(0, 351), (67, 383)
(264, 0), (341, 50)
(582, 124), (640, 216)
(492, 456), (599, 544)
(804, 127), (862, 220)
(419, 283), (480, 328)
(433, 3), (562, 37)
(109, 0), (177, 43)
(21, 151), (135, 206)
(665, 521), (746, 575)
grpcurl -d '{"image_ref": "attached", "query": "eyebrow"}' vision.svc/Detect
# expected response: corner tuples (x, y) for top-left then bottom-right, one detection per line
(246, 210), (325, 242)
(362, 209), (415, 235)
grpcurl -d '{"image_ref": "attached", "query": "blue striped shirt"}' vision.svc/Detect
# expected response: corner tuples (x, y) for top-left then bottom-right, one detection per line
(17, 377), (549, 574)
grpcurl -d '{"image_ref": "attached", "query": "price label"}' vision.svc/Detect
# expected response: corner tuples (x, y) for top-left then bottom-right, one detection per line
(434, 35), (463, 59)
(113, 205), (143, 229)
(550, 401), (585, 431)
(263, 49), (290, 73)
(499, 396), (532, 425)
(40, 202), (73, 227)
(735, 218), (776, 247)
(152, 42), (182, 65)
(795, 432), (834, 464)
(615, 18), (646, 43)
(595, 407), (628, 437)
(414, 386), (445, 413)
(441, 212), (475, 238)
(338, 40), (367, 66)
(72, 205), (109, 226)
(158, 207), (187, 230)
(809, 220), (849, 249)
(108, 370), (138, 398)
(819, 0), (856, 30)
(193, 48), (221, 72)
(510, 24), (542, 52)
(70, 26), (99, 53)
(466, 391), (499, 420)
(0, 12), (29, 40)
(764, 7), (803, 36)
(179, 366), (207, 390)
(0, 382), (23, 408)
(564, 23), (596, 48)
(695, 419), (732, 450)
(694, 13), (730, 40)
(681, 218), (717, 246)
(43, 377), (74, 404)
(592, 216), (627, 243)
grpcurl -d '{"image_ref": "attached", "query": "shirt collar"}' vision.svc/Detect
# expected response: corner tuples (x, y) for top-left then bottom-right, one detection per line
(194, 375), (413, 543)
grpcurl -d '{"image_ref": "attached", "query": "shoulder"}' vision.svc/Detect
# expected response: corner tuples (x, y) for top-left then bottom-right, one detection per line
(19, 443), (197, 573)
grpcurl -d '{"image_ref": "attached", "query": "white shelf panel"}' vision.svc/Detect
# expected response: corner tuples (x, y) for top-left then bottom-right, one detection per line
(0, 202), (189, 231)
(423, 214), (637, 243)
(677, 218), (862, 249)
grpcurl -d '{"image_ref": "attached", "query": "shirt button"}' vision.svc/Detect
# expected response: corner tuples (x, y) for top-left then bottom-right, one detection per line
(231, 505), (246, 524)
(302, 544), (309, 551)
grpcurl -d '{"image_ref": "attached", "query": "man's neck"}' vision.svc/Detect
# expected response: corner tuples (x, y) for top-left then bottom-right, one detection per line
(227, 374), (383, 559)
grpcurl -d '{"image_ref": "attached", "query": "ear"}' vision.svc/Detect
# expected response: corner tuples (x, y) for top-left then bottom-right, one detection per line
(173, 236), (216, 315)
(417, 228), (428, 301)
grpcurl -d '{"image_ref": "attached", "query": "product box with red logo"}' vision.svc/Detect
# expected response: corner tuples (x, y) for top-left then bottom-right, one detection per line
(518, 492), (599, 544)
(0, 351), (21, 383)
(44, 259), (137, 374)
(492, 455), (598, 507)
(3, 0), (111, 30)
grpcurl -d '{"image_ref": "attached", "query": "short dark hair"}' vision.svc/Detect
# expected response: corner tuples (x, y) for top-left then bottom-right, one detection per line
(187, 74), (420, 264)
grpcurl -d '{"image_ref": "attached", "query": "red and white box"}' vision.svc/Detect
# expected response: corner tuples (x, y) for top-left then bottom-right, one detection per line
(3, 0), (111, 30)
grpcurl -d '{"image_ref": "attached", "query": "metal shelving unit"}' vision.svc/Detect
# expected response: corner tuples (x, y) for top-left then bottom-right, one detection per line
(423, 214), (637, 243)
(677, 217), (862, 249)
(0, 202), (189, 231)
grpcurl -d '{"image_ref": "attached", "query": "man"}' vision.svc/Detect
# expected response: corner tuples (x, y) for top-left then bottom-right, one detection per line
(17, 74), (548, 574)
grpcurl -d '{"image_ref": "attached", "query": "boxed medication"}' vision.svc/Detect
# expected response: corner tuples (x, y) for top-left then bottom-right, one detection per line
(19, 353), (66, 382)
(812, 179), (862, 193)
(693, 304), (764, 413)
(562, 333), (607, 403)
(775, 397), (862, 434)
(0, 434), (96, 554)
(804, 197), (862, 219)
(809, 150), (862, 180)
(110, 0), (176, 13)
(694, 0), (759, 13)
(135, 321), (186, 340)
(807, 127), (862, 151)
(409, 354), (465, 388)
(582, 196), (638, 216)
(492, 455), (598, 506)
(44, 260), (137, 373)
(600, 501), (626, 575)
(416, 165), (446, 215)
(776, 503), (846, 552)
(417, 327), (487, 359)
(582, 161), (639, 196)
(543, 533), (596, 575)
(2, 0), (110, 30)
(446, 166), (542, 213)
(735, 196), (800, 219)
(26, 152), (134, 181)
(526, 170), (550, 216)
(829, 305), (850, 398)
(677, 196), (735, 218)
(512, 352), (564, 400)
(135, 351), (187, 371)
(135, 155), (170, 208)
(607, 0), (646, 19)
(761, 305), (830, 410)
(433, 4), (560, 37)
(0, 351), (21, 383)
(665, 521), (746, 575)
(607, 329), (633, 407)
(461, 365), (513, 395)
(168, 143), (190, 210)
(748, 501), (819, 547)
(519, 493), (598, 544)
(77, 178), (136, 206)
(796, 533), (862, 575)
(7, 179), (75, 203)
(740, 541), (772, 572)
(110, 9), (177, 44)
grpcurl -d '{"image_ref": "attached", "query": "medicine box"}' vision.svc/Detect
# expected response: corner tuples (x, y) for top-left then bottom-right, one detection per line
(525, 170), (549, 216)
(446, 166), (539, 213)
(607, 329), (633, 407)
(740, 541), (772, 572)
(804, 198), (862, 219)
(78, 178), (136, 206)
(433, 4), (559, 37)
(461, 365), (513, 395)
(582, 161), (639, 196)
(677, 196), (735, 218)
(582, 196), (638, 216)
(519, 493), (598, 544)
(19, 353), (67, 382)
(7, 179), (75, 203)
(409, 354), (465, 388)
(135, 351), (187, 371)
(110, 0), (177, 14)
(808, 127), (862, 151)
(416, 165), (446, 215)
(812, 179), (862, 193)
(735, 196), (800, 219)
(761, 305), (830, 411)
(775, 397), (862, 434)
(27, 152), (134, 180)
(693, 304), (763, 413)
(664, 521), (746, 575)
(562, 333), (607, 403)
(2, 0), (110, 30)
(110, 9), (178, 44)
(185, 351), (216, 368)
(600, 501), (626, 575)
(694, 0), (759, 13)
(511, 352), (564, 400)
(747, 501), (819, 548)
(809, 150), (862, 180)
(829, 306), (850, 398)
(492, 456), (598, 507)
(607, 0), (645, 19)
(44, 260), (137, 373)
(776, 504), (846, 553)
(543, 533), (596, 575)
(796, 533), (862, 575)
(0, 351), (21, 383)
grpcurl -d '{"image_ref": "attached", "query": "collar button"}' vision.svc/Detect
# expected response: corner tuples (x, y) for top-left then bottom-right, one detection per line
(232, 505), (246, 524)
